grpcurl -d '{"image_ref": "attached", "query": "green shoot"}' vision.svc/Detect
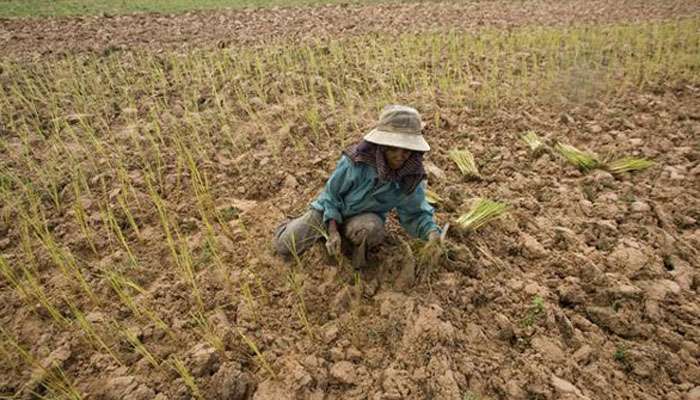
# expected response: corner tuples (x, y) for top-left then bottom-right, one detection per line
(521, 295), (546, 327)
(605, 157), (654, 174)
(521, 130), (546, 154)
(456, 198), (508, 231)
(170, 357), (203, 400)
(555, 142), (600, 172)
(425, 188), (443, 205)
(449, 149), (481, 178)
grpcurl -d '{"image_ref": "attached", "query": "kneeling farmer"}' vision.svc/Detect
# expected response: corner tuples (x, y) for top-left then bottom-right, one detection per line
(273, 105), (441, 268)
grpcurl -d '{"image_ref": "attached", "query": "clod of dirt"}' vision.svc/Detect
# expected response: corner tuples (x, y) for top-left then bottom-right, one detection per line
(97, 376), (156, 400)
(207, 362), (254, 400)
(607, 240), (651, 273)
(345, 347), (362, 362)
(424, 161), (447, 182)
(625, 349), (657, 378)
(283, 174), (299, 189)
(253, 380), (292, 400)
(686, 387), (700, 400)
(381, 367), (415, 399)
(573, 345), (594, 365)
(39, 345), (72, 370)
(280, 357), (314, 391)
(187, 343), (219, 377)
(331, 287), (352, 316)
(427, 356), (461, 399)
(402, 304), (455, 346)
(585, 306), (639, 338)
(557, 279), (586, 307)
(531, 336), (566, 363)
(637, 279), (681, 301)
(520, 232), (548, 259)
(330, 361), (357, 385)
(551, 374), (590, 399)
(322, 322), (339, 344)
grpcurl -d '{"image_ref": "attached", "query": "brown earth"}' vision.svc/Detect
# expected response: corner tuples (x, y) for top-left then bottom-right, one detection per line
(1, 0), (700, 59)
(1, 82), (699, 399)
(1, 2), (700, 400)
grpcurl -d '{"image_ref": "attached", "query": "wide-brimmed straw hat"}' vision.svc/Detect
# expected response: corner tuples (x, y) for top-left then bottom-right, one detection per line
(363, 105), (430, 152)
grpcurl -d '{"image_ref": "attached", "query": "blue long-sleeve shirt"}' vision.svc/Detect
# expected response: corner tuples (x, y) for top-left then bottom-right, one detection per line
(310, 155), (440, 240)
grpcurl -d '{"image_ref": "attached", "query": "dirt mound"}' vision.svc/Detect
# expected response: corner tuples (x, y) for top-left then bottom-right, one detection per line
(1, 0), (699, 59)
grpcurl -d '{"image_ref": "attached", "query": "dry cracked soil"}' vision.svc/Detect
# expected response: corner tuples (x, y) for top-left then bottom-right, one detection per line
(0, 1), (699, 400)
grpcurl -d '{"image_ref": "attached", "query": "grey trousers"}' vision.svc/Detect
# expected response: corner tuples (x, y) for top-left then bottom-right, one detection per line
(273, 209), (385, 259)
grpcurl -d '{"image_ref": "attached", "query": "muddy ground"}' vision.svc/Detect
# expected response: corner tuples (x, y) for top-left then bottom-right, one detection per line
(1, 1), (699, 400)
(1, 0), (700, 59)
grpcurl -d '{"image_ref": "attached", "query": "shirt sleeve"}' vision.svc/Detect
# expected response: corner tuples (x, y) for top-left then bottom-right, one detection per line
(310, 155), (355, 224)
(396, 181), (441, 240)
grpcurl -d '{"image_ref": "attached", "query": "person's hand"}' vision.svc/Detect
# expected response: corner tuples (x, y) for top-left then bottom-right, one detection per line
(419, 228), (447, 275)
(325, 221), (342, 258)
(428, 230), (442, 243)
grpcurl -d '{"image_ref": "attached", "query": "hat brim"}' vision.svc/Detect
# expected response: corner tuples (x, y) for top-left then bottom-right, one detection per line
(364, 129), (430, 152)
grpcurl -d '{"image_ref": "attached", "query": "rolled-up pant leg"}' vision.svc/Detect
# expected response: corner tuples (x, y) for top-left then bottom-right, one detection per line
(273, 209), (324, 258)
(342, 213), (385, 248)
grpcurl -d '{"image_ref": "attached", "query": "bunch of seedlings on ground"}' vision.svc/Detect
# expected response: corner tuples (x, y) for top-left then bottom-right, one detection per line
(449, 149), (481, 179)
(554, 142), (600, 172)
(521, 130), (547, 155)
(456, 198), (508, 231)
(417, 224), (449, 275)
(605, 157), (654, 174)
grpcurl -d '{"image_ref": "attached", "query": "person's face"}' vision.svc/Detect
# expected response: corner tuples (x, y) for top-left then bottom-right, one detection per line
(384, 146), (412, 170)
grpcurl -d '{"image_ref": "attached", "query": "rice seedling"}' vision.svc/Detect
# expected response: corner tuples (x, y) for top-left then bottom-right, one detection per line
(1, 328), (82, 399)
(20, 264), (69, 326)
(448, 149), (481, 179)
(425, 188), (443, 205)
(521, 130), (547, 155)
(66, 299), (123, 367)
(0, 254), (30, 301)
(104, 270), (145, 317)
(605, 157), (654, 174)
(119, 323), (161, 369)
(170, 357), (203, 400)
(236, 328), (276, 378)
(240, 279), (259, 324)
(456, 198), (508, 231)
(287, 269), (316, 340)
(192, 311), (226, 355)
(554, 142), (600, 172)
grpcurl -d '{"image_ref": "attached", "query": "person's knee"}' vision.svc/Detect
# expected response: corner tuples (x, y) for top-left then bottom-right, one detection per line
(273, 236), (293, 257)
(345, 213), (385, 246)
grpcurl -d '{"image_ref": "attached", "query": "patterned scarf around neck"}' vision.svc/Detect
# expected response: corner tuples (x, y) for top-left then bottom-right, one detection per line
(343, 140), (426, 194)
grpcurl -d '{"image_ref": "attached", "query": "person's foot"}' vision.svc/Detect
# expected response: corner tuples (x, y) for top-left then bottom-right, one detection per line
(352, 237), (367, 269)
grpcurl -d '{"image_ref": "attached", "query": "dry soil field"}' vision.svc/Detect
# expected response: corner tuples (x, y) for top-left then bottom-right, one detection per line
(1, 1), (699, 399)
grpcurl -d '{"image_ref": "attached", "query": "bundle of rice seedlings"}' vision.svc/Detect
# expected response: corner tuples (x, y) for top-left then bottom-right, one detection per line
(448, 149), (481, 178)
(416, 223), (450, 280)
(605, 157), (654, 174)
(554, 142), (600, 172)
(425, 188), (443, 205)
(456, 198), (508, 231)
(521, 131), (546, 154)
